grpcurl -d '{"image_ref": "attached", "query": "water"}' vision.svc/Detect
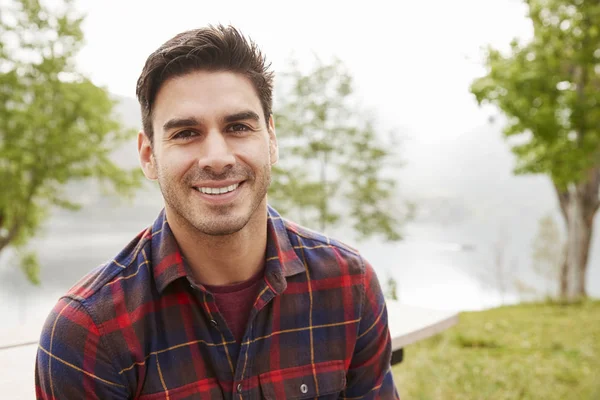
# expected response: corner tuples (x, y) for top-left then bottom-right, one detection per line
(0, 187), (527, 330)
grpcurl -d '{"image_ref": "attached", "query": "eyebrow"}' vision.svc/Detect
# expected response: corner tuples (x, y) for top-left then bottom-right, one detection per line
(162, 117), (199, 132)
(222, 111), (260, 124)
(162, 111), (261, 132)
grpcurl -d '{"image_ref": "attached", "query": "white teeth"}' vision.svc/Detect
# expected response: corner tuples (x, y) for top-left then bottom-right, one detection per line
(197, 183), (239, 195)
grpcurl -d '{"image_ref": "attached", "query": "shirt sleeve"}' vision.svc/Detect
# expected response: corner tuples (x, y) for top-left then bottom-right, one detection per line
(341, 259), (400, 399)
(35, 296), (129, 399)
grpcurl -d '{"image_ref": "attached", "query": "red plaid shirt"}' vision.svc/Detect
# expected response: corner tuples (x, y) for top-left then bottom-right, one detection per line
(35, 206), (399, 399)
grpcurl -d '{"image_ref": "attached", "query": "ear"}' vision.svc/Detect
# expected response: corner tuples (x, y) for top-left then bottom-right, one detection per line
(138, 131), (158, 180)
(268, 114), (278, 165)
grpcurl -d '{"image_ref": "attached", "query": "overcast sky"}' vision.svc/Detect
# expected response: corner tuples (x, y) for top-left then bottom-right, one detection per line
(75, 0), (532, 140)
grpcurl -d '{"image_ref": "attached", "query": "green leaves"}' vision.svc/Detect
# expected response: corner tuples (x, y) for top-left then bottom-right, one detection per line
(471, 0), (600, 299)
(0, 0), (143, 283)
(18, 250), (40, 286)
(270, 57), (406, 241)
(470, 0), (600, 190)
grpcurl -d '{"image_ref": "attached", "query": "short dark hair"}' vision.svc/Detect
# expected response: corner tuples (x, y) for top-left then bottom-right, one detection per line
(136, 25), (274, 143)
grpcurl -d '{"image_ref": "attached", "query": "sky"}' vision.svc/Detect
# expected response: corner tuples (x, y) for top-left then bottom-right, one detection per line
(75, 0), (533, 141)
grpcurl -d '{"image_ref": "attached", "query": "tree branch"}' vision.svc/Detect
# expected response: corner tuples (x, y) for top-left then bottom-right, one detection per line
(0, 222), (22, 253)
(582, 167), (600, 221)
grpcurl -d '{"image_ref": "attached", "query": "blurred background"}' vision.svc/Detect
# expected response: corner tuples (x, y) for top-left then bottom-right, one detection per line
(1, 0), (599, 398)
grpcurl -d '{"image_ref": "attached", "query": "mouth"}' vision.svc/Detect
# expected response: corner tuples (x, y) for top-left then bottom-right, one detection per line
(193, 181), (244, 196)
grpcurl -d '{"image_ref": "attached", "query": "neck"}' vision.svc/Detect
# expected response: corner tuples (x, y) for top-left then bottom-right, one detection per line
(167, 201), (269, 286)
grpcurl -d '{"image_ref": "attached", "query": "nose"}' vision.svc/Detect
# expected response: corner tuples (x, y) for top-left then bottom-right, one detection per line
(197, 130), (235, 174)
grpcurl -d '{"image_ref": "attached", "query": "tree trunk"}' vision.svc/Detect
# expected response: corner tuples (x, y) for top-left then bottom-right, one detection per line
(554, 168), (600, 301)
(559, 245), (568, 297)
(563, 187), (591, 299)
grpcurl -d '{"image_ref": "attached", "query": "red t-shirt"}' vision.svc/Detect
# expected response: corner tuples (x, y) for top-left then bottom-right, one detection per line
(204, 270), (264, 343)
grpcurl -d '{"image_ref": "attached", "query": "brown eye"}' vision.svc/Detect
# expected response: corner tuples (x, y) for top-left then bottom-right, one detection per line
(227, 124), (251, 134)
(173, 130), (197, 140)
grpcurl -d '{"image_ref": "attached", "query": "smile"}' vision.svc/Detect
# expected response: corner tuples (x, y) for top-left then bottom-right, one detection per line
(194, 183), (240, 195)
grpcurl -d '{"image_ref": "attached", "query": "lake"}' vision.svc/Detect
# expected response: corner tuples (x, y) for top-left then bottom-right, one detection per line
(3, 183), (580, 330)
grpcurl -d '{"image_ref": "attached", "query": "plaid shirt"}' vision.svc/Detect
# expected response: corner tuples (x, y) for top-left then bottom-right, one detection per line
(35, 206), (399, 399)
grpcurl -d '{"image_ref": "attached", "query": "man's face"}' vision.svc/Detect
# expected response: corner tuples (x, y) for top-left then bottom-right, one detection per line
(138, 70), (278, 236)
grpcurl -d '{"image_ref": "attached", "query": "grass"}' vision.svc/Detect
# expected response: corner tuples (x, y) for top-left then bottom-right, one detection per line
(392, 300), (600, 400)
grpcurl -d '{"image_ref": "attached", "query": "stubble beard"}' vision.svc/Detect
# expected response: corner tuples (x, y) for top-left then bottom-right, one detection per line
(157, 163), (272, 237)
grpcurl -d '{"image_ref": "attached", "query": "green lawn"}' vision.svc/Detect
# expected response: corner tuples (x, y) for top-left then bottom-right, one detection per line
(392, 300), (600, 400)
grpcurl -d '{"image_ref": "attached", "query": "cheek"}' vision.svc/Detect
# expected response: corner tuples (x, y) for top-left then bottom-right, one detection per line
(230, 139), (265, 160)
(240, 146), (271, 169)
(157, 148), (197, 178)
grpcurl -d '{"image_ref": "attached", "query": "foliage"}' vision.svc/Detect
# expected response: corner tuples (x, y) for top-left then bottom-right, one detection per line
(470, 0), (600, 188)
(270, 56), (407, 240)
(470, 0), (600, 299)
(384, 273), (399, 301)
(0, 0), (143, 283)
(393, 300), (600, 399)
(17, 248), (40, 285)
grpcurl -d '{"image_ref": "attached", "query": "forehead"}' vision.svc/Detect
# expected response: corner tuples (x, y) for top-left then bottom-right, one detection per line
(152, 71), (264, 128)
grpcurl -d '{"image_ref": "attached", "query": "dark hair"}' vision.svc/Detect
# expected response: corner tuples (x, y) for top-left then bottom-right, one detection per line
(136, 24), (274, 142)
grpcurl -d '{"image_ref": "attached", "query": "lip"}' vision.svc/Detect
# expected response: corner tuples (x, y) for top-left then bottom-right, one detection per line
(192, 180), (244, 189)
(192, 181), (244, 205)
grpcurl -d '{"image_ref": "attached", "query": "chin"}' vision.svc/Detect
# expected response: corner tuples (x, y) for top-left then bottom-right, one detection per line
(192, 214), (250, 236)
(203, 227), (244, 237)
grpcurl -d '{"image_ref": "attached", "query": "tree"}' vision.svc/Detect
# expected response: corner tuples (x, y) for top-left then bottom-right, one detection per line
(492, 230), (510, 305)
(532, 213), (564, 297)
(270, 56), (408, 241)
(475, 228), (519, 305)
(384, 273), (399, 301)
(470, 0), (600, 300)
(0, 0), (142, 284)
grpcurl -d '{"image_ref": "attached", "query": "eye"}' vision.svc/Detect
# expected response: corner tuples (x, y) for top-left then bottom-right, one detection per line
(173, 130), (197, 140)
(226, 124), (252, 134)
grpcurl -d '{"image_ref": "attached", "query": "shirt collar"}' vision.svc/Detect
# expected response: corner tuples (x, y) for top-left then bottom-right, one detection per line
(151, 206), (305, 294)
(263, 205), (305, 293)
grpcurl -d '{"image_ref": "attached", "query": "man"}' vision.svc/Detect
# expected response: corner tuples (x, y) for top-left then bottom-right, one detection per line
(35, 25), (399, 399)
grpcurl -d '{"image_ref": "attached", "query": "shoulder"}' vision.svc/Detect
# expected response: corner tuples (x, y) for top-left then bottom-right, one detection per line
(61, 227), (154, 317)
(281, 217), (370, 279)
(36, 295), (129, 397)
(38, 295), (99, 349)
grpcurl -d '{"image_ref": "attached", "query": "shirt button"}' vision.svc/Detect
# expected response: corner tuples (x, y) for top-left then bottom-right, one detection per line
(300, 383), (308, 394)
(237, 383), (243, 393)
(210, 319), (218, 327)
